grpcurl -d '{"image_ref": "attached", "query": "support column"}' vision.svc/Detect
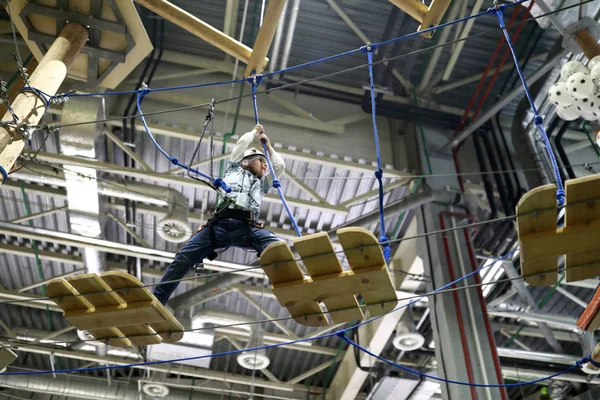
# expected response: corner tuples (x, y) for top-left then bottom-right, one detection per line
(0, 23), (88, 179)
(418, 202), (506, 400)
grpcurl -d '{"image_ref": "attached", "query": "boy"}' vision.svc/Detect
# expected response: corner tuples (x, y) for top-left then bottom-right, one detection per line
(153, 124), (285, 305)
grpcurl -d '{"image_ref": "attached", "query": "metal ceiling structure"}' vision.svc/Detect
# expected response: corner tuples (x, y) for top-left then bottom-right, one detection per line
(1, 0), (600, 399)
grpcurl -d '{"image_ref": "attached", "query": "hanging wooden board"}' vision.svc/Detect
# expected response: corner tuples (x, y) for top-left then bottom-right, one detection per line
(47, 271), (184, 347)
(260, 227), (397, 326)
(516, 174), (600, 286)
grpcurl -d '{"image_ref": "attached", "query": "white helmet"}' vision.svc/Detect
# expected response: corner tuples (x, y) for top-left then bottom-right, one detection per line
(242, 148), (266, 160)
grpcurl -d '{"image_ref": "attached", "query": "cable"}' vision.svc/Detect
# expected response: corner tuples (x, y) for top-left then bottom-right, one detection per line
(3, 191), (600, 308)
(35, 0), (594, 133)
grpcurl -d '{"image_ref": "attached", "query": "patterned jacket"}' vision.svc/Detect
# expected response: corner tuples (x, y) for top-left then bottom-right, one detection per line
(222, 129), (285, 219)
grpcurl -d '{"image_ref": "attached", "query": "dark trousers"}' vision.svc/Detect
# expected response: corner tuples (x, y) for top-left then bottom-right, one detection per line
(153, 218), (281, 305)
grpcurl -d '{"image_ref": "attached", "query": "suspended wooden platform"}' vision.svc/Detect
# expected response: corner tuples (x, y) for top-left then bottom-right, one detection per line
(259, 227), (398, 326)
(47, 271), (184, 348)
(516, 174), (600, 286)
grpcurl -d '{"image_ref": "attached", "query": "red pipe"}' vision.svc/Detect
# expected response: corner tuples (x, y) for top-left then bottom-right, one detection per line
(438, 213), (478, 400)
(440, 211), (508, 400)
(452, 4), (531, 192)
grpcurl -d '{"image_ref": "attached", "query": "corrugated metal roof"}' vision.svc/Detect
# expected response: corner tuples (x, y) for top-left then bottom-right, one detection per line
(1, 0), (597, 397)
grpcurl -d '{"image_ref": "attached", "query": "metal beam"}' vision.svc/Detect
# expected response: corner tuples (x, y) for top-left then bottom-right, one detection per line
(236, 289), (298, 338)
(284, 170), (330, 205)
(0, 289), (60, 311)
(18, 269), (85, 293)
(0, 243), (83, 266)
(10, 206), (68, 224)
(326, 292), (412, 400)
(491, 322), (581, 343)
(217, 335), (282, 383)
(501, 262), (563, 353)
(22, 150), (349, 215)
(102, 112), (408, 179)
(324, 0), (413, 93)
(288, 360), (339, 385)
(486, 309), (578, 331)
(106, 213), (151, 248)
(447, 50), (568, 149)
(555, 286), (589, 309)
(103, 130), (153, 172)
(432, 52), (549, 95)
(0, 222), (266, 278)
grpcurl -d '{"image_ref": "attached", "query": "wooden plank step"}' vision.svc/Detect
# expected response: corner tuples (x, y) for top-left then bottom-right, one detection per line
(47, 279), (94, 312)
(516, 184), (558, 286)
(87, 327), (131, 347)
(338, 227), (397, 317)
(565, 175), (600, 282)
(260, 241), (329, 326)
(294, 232), (363, 323)
(101, 271), (180, 343)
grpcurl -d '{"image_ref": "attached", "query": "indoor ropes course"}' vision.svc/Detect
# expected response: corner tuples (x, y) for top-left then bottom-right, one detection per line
(1, 0), (600, 390)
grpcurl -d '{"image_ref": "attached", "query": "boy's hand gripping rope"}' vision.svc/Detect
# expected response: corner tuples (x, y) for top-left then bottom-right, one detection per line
(363, 43), (391, 262)
(249, 75), (302, 237)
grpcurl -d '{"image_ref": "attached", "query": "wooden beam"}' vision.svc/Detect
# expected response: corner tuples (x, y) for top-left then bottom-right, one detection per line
(0, 24), (87, 179)
(245, 0), (286, 77)
(134, 0), (257, 64)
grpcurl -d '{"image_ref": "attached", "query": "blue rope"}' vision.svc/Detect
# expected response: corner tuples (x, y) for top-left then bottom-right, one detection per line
(1, 246), (591, 386)
(340, 334), (585, 387)
(0, 165), (7, 184)
(364, 46), (390, 262)
(44, 0), (529, 102)
(136, 88), (231, 192)
(250, 77), (302, 237)
(493, 6), (565, 206)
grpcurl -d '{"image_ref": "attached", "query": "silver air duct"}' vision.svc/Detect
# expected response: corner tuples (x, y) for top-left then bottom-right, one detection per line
(0, 374), (222, 400)
(237, 324), (270, 370)
(10, 164), (193, 243)
(59, 96), (106, 274)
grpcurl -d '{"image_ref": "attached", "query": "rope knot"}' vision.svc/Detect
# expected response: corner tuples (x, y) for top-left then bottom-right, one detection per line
(272, 179), (281, 188)
(533, 115), (543, 125)
(374, 169), (383, 180)
(137, 82), (151, 96)
(556, 189), (565, 206)
(247, 74), (263, 87)
(334, 330), (346, 338)
(170, 157), (179, 165)
(360, 42), (379, 54)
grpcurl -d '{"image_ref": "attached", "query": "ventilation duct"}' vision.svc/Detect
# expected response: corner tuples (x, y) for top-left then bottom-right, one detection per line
(392, 311), (425, 352)
(192, 309), (270, 370)
(58, 96), (106, 274)
(10, 164), (193, 243)
(0, 374), (222, 400)
(237, 324), (270, 370)
(367, 376), (440, 400)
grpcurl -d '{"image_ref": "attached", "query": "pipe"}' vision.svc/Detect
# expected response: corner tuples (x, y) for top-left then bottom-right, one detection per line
(473, 129), (498, 220)
(449, 50), (568, 149)
(437, 212), (477, 399)
(279, 0), (300, 71)
(328, 188), (462, 237)
(440, 211), (507, 399)
(488, 122), (515, 209)
(500, 262), (564, 353)
(555, 120), (576, 179)
(0, 374), (223, 400)
(5, 344), (311, 393)
(269, 0), (288, 73)
(480, 126), (511, 216)
(496, 347), (579, 366)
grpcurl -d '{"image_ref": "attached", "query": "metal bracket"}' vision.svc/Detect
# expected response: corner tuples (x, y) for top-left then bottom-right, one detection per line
(562, 17), (600, 55)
